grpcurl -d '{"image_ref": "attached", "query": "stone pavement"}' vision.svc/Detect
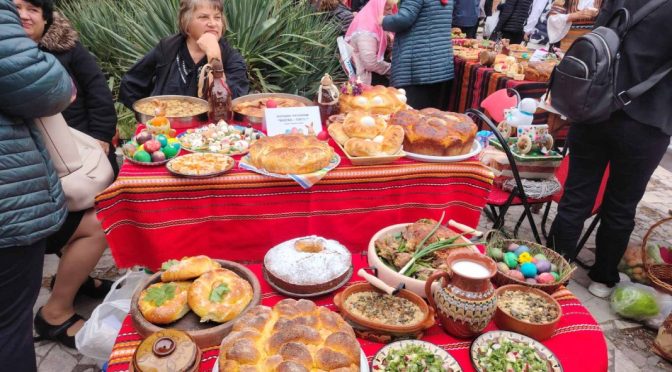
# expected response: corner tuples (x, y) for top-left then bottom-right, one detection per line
(34, 163), (672, 371)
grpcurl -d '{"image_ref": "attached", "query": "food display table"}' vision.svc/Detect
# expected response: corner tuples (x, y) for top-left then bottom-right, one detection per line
(95, 140), (493, 269)
(448, 56), (549, 125)
(106, 255), (608, 372)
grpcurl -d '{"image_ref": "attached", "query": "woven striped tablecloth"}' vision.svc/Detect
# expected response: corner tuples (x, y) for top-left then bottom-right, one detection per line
(95, 140), (494, 269)
(107, 255), (608, 372)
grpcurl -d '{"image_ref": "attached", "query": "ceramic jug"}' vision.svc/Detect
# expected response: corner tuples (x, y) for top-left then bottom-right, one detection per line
(424, 252), (498, 338)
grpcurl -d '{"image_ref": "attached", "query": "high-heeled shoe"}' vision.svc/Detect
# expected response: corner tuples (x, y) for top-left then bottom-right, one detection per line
(33, 307), (84, 349)
(50, 275), (114, 299)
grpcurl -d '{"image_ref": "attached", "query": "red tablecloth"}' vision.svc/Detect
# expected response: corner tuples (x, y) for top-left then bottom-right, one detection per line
(106, 255), (608, 372)
(96, 141), (493, 270)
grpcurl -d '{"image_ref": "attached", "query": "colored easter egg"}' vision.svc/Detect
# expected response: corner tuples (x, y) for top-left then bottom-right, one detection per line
(534, 254), (548, 261)
(122, 142), (137, 157)
(156, 134), (168, 148)
(489, 248), (504, 261)
(518, 252), (533, 264)
(551, 263), (558, 273)
(497, 262), (510, 273)
(507, 243), (520, 252)
(162, 143), (179, 158)
(508, 270), (525, 281)
(144, 139), (162, 153)
(526, 278), (538, 284)
(504, 252), (519, 269)
(520, 262), (538, 278)
(535, 259), (552, 273)
(151, 151), (166, 162)
(514, 245), (530, 256)
(537, 272), (555, 284)
(133, 150), (151, 163)
(551, 272), (560, 282)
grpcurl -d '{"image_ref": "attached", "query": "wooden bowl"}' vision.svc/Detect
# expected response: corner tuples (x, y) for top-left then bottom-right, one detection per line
(333, 283), (435, 343)
(367, 223), (478, 298)
(493, 285), (561, 341)
(130, 260), (261, 348)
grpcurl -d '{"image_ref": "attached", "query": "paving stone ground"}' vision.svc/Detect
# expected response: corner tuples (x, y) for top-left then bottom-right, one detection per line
(34, 157), (672, 371)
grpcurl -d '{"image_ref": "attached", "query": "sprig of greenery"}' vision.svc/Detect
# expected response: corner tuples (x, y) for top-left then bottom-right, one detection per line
(145, 283), (176, 306)
(209, 283), (230, 303)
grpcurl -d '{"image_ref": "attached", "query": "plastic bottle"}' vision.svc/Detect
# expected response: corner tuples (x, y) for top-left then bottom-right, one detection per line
(207, 59), (232, 122)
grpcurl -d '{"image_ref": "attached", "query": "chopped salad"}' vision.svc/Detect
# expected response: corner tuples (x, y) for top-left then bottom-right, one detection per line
(378, 344), (448, 372)
(475, 337), (551, 372)
(179, 121), (262, 155)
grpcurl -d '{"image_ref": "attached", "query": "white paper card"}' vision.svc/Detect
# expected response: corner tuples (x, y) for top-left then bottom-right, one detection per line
(530, 49), (549, 62)
(263, 106), (323, 136)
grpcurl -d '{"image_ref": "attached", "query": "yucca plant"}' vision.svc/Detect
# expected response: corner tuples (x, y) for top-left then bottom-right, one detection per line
(60, 0), (343, 96)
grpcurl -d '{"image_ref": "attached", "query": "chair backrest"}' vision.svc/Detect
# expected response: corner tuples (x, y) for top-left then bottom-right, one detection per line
(553, 155), (610, 215)
(480, 88), (520, 123)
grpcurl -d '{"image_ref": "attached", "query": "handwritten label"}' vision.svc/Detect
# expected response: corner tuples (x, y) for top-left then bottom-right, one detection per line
(263, 106), (322, 136)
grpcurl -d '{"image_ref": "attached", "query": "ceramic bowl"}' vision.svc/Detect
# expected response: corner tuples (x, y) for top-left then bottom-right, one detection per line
(493, 284), (561, 341)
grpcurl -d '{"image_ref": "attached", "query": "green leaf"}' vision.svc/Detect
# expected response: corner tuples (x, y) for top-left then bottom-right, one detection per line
(145, 283), (176, 306)
(209, 283), (230, 303)
(161, 259), (179, 271)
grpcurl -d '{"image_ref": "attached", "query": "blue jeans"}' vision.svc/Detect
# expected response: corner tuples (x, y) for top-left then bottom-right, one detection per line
(0, 240), (45, 372)
(548, 111), (670, 285)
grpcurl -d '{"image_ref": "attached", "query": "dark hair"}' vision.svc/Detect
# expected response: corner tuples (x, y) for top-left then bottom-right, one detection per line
(23, 0), (54, 34)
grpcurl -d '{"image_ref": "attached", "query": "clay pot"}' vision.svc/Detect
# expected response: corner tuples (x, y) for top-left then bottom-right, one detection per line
(424, 252), (498, 339)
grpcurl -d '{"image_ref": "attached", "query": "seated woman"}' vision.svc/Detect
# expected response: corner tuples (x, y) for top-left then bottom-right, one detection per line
(344, 0), (396, 86)
(120, 0), (249, 109)
(14, 0), (115, 348)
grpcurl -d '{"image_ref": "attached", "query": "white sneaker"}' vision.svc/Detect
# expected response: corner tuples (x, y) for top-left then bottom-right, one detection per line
(588, 281), (614, 298)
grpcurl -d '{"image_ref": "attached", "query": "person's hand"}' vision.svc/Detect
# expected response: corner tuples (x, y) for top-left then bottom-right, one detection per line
(196, 33), (222, 62)
(524, 32), (530, 41)
(97, 140), (110, 155)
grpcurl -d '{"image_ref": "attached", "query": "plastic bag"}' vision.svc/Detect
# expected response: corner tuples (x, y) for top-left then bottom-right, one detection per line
(610, 282), (661, 321)
(483, 11), (500, 39)
(646, 293), (672, 330)
(76, 269), (149, 364)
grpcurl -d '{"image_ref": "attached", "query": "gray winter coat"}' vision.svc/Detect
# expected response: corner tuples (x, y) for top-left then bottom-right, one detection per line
(0, 0), (71, 248)
(382, 0), (455, 87)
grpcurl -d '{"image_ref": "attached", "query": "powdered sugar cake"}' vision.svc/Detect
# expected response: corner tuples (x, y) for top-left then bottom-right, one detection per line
(263, 236), (352, 296)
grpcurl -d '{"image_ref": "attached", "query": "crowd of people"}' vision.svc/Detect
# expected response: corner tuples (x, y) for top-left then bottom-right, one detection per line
(0, 0), (670, 370)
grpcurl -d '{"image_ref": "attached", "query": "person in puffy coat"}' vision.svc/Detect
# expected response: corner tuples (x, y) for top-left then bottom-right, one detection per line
(382, 0), (455, 109)
(493, 0), (534, 43)
(0, 0), (72, 370)
(453, 0), (480, 39)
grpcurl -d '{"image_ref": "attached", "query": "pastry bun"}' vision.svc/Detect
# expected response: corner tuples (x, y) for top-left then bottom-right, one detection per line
(343, 125), (404, 156)
(391, 108), (477, 156)
(219, 299), (359, 372)
(339, 86), (407, 115)
(138, 282), (191, 324)
(161, 255), (221, 282)
(342, 111), (387, 139)
(248, 134), (334, 174)
(188, 268), (254, 323)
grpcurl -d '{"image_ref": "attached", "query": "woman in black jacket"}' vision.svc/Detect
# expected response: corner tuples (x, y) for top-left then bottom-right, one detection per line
(120, 0), (249, 109)
(493, 0), (534, 43)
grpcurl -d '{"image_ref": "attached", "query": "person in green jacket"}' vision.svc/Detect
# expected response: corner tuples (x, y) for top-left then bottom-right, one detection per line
(0, 0), (72, 370)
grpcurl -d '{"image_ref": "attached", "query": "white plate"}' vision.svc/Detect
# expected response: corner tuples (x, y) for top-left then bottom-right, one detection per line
(470, 330), (562, 372)
(372, 339), (462, 371)
(238, 153), (341, 179)
(213, 349), (369, 371)
(404, 141), (482, 163)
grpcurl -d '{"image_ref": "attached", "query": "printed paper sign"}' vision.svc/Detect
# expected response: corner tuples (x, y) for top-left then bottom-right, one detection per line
(263, 106), (323, 136)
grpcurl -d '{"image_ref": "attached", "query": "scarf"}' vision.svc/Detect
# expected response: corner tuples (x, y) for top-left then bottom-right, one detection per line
(345, 0), (388, 61)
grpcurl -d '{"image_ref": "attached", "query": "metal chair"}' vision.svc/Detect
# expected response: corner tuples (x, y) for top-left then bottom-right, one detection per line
(467, 108), (558, 244)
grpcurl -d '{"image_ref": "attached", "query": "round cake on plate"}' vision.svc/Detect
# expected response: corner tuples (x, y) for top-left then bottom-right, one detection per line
(264, 236), (352, 296)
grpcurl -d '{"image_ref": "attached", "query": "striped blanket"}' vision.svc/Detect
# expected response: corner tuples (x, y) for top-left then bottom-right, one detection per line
(95, 141), (494, 269)
(106, 255), (608, 372)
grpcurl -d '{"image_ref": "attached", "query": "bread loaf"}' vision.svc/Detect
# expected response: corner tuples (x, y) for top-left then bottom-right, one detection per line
(219, 299), (360, 372)
(161, 255), (221, 282)
(138, 282), (191, 324)
(339, 86), (407, 115)
(391, 108), (477, 156)
(188, 268), (253, 323)
(248, 134), (333, 174)
(342, 111), (387, 139)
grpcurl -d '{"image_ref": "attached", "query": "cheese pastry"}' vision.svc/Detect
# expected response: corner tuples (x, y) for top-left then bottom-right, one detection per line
(160, 255), (222, 282)
(138, 282), (191, 324)
(188, 268), (253, 323)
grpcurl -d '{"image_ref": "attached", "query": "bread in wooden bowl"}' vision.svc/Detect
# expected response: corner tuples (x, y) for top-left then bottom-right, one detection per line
(248, 134), (333, 174)
(160, 255), (221, 282)
(218, 299), (360, 371)
(138, 282), (191, 324)
(391, 108), (477, 156)
(342, 111), (387, 139)
(188, 268), (254, 323)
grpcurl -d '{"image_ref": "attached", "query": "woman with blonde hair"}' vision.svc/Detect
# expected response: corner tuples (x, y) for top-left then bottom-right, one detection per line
(344, 0), (396, 85)
(120, 0), (249, 109)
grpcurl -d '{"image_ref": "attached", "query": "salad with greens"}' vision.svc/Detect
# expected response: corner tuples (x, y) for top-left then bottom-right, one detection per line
(379, 343), (448, 372)
(475, 337), (551, 372)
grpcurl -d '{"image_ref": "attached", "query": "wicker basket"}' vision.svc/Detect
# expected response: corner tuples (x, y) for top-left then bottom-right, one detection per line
(488, 239), (575, 294)
(642, 217), (672, 295)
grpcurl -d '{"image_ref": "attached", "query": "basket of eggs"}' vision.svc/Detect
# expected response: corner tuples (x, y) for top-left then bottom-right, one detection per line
(486, 235), (575, 294)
